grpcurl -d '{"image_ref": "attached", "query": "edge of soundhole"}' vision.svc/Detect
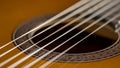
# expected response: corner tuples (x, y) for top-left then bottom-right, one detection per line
(13, 14), (120, 62)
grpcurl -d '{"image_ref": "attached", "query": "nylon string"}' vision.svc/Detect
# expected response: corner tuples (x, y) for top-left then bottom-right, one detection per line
(23, 3), (120, 68)
(8, 0), (120, 67)
(0, 0), (96, 57)
(7, 0), (105, 67)
(0, 0), (90, 49)
(0, 0), (108, 67)
(39, 11), (120, 68)
(0, 0), (119, 66)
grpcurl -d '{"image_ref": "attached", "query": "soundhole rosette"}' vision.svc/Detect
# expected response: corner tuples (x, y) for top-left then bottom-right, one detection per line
(13, 14), (120, 62)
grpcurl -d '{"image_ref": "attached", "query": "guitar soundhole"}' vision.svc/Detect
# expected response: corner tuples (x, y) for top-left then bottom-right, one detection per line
(32, 23), (117, 53)
(13, 14), (120, 62)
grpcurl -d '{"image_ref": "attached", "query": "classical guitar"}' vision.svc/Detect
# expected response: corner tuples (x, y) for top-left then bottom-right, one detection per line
(0, 0), (120, 68)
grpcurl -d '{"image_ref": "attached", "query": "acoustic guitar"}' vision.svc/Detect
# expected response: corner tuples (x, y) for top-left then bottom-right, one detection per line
(0, 0), (120, 68)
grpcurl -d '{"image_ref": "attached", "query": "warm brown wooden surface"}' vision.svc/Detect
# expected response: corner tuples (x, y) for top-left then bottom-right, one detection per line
(0, 0), (120, 68)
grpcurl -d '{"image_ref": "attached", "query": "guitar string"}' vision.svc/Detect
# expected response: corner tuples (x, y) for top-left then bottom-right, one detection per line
(2, 0), (102, 67)
(50, 16), (120, 68)
(49, 20), (120, 68)
(58, 20), (120, 68)
(21, 0), (111, 67)
(23, 3), (120, 68)
(0, 0), (108, 67)
(48, 1), (115, 68)
(0, 0), (96, 57)
(7, 0), (111, 67)
(0, 0), (90, 49)
(0, 0), (119, 67)
(10, 1), (119, 68)
(0, 0), (97, 58)
(9, 0), (119, 67)
(115, 21), (120, 32)
(39, 12), (120, 68)
(60, 18), (120, 68)
(37, 2), (117, 68)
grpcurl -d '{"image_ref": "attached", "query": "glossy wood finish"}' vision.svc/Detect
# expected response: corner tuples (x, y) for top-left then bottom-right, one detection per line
(0, 0), (120, 68)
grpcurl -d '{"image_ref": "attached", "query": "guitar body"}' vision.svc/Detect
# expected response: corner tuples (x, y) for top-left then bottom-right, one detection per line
(0, 0), (120, 68)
